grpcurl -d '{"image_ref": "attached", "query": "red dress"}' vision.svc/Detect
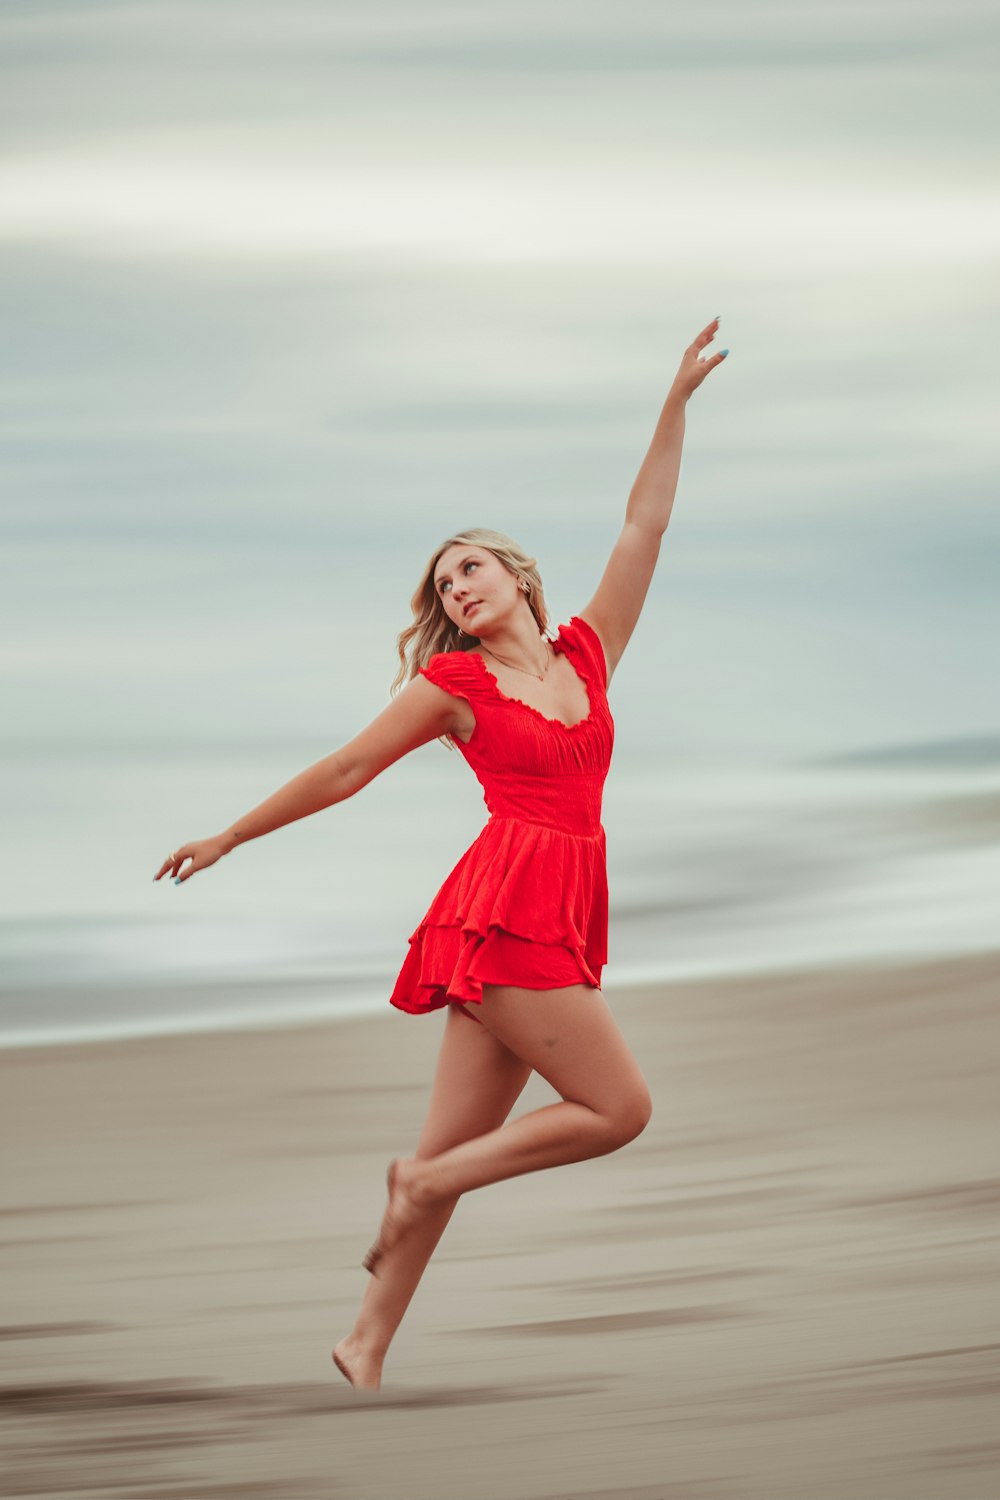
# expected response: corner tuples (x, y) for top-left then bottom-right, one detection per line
(389, 615), (614, 1018)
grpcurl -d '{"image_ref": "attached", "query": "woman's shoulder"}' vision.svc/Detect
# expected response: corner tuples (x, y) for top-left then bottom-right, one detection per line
(418, 648), (489, 696)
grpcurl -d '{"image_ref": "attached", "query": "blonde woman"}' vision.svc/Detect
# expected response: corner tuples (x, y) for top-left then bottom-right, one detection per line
(154, 319), (728, 1390)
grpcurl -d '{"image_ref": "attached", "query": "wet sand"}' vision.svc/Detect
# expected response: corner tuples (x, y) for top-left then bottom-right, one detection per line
(3, 951), (999, 1500)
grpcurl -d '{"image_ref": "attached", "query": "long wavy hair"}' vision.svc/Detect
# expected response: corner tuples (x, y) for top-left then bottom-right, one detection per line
(392, 529), (551, 701)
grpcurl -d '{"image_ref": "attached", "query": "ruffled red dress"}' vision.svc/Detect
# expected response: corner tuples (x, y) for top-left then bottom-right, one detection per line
(389, 615), (614, 1020)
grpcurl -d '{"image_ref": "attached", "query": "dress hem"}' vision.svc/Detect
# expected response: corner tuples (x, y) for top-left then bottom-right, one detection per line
(388, 919), (603, 1015)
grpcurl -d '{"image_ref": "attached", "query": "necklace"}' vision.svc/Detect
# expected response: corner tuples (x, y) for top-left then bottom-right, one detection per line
(481, 640), (551, 682)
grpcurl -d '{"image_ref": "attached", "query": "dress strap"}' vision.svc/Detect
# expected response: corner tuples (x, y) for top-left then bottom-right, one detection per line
(558, 616), (608, 689)
(418, 649), (491, 702)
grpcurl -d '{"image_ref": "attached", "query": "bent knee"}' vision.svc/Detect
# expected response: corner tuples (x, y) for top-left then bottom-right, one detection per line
(624, 1086), (654, 1142)
(602, 1086), (653, 1150)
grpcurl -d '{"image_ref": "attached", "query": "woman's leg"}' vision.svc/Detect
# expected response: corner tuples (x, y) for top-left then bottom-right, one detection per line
(366, 983), (652, 1269)
(333, 1003), (532, 1389)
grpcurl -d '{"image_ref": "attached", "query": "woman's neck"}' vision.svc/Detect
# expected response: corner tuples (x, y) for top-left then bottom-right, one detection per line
(477, 611), (547, 670)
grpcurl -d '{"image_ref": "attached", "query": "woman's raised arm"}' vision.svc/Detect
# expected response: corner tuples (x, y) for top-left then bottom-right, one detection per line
(154, 676), (462, 885)
(581, 317), (728, 682)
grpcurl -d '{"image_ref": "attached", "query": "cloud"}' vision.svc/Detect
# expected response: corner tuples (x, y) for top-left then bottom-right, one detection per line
(1, 145), (996, 271)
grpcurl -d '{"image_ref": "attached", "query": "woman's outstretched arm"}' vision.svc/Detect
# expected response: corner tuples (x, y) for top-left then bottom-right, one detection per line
(581, 317), (728, 681)
(153, 676), (464, 885)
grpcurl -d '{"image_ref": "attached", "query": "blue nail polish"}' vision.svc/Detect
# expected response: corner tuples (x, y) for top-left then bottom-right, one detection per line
(721, 348), (729, 357)
(174, 877), (181, 885)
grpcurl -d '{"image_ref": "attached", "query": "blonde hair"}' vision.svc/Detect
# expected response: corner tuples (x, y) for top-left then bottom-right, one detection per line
(392, 528), (550, 697)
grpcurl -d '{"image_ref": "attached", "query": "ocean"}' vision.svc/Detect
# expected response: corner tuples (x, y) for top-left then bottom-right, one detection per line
(2, 739), (996, 1047)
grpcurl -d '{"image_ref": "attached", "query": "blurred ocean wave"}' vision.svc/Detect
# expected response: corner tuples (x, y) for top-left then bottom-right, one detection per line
(2, 740), (997, 1047)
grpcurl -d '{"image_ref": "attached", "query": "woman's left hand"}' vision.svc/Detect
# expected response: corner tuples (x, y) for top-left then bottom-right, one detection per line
(670, 317), (729, 401)
(153, 834), (231, 885)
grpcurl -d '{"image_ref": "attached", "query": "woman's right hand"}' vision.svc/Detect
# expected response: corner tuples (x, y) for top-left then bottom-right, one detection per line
(153, 833), (233, 885)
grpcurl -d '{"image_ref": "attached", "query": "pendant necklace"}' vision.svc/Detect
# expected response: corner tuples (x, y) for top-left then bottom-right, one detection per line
(481, 640), (551, 683)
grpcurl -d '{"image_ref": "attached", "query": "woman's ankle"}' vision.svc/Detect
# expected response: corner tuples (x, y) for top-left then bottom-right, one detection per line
(410, 1156), (453, 1208)
(338, 1329), (387, 1379)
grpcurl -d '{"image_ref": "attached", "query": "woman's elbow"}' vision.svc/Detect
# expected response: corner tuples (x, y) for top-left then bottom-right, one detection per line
(317, 748), (366, 808)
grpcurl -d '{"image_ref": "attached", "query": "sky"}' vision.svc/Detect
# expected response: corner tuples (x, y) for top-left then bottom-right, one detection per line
(2, 0), (997, 765)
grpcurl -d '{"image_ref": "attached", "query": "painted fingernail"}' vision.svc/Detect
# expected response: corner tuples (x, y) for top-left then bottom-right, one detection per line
(173, 877), (181, 885)
(721, 348), (729, 356)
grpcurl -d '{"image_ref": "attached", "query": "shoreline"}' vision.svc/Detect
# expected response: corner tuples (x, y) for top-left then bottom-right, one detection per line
(3, 939), (999, 1052)
(4, 947), (999, 1499)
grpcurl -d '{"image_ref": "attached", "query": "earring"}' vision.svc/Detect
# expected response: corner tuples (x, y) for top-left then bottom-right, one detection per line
(457, 627), (466, 638)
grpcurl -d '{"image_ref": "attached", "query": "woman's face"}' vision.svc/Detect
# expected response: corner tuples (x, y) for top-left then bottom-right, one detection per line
(433, 544), (522, 636)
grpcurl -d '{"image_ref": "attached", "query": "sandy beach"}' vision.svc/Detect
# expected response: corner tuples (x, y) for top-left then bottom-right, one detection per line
(3, 950), (999, 1500)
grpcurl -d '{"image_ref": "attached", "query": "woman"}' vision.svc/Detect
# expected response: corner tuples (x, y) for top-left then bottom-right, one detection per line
(154, 318), (728, 1391)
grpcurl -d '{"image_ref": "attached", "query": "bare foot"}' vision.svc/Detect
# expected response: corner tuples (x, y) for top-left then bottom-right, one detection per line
(363, 1157), (439, 1276)
(332, 1335), (382, 1392)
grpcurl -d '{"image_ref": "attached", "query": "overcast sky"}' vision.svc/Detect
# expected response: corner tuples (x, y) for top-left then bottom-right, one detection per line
(2, 0), (997, 764)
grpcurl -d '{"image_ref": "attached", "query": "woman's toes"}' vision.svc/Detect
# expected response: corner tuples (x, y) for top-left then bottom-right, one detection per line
(379, 1160), (409, 1242)
(362, 1157), (435, 1276)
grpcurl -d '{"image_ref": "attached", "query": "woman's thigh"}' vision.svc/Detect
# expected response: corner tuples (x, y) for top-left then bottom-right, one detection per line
(413, 1003), (533, 1160)
(474, 983), (652, 1122)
